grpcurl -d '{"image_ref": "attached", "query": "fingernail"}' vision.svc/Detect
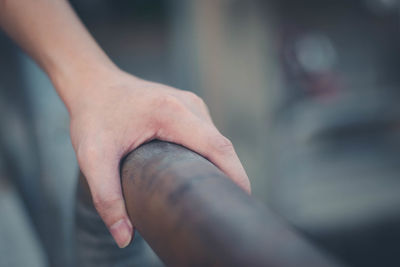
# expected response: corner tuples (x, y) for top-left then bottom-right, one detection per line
(110, 219), (133, 248)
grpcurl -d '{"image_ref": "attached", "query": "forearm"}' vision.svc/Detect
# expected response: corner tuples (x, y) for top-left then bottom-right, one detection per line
(0, 0), (117, 113)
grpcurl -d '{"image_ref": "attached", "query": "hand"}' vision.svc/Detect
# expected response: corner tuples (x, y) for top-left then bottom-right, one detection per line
(0, 0), (250, 250)
(68, 69), (251, 248)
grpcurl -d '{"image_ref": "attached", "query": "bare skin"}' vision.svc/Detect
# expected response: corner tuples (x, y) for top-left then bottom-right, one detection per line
(0, 0), (251, 248)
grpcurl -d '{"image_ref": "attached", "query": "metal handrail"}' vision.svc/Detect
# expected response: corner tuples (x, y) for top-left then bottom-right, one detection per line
(75, 141), (341, 267)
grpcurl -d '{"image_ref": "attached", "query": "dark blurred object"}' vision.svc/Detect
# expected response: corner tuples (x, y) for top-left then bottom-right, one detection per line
(270, 0), (400, 266)
(76, 141), (341, 267)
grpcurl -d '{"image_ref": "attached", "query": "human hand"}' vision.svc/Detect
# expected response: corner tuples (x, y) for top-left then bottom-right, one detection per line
(67, 69), (251, 248)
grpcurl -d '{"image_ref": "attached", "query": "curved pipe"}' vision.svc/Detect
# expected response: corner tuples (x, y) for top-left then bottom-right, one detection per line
(75, 141), (341, 267)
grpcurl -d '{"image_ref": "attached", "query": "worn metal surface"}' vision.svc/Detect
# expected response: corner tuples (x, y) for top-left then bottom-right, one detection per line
(76, 141), (341, 267)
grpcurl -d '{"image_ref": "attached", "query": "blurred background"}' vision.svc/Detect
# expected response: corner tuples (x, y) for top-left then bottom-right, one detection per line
(1, 0), (400, 266)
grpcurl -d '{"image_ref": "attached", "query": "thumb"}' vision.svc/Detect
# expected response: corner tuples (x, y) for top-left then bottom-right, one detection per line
(80, 152), (134, 248)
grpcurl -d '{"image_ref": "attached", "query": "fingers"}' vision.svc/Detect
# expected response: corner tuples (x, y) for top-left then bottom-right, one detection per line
(156, 108), (251, 193)
(78, 147), (134, 248)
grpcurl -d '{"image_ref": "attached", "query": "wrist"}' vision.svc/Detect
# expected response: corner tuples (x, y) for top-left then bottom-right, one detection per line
(49, 53), (117, 87)
(51, 60), (122, 115)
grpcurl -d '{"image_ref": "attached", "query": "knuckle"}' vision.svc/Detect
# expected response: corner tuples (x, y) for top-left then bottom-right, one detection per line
(157, 95), (185, 112)
(186, 91), (201, 102)
(212, 135), (234, 154)
(92, 195), (122, 215)
(186, 91), (206, 107)
(75, 134), (114, 167)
